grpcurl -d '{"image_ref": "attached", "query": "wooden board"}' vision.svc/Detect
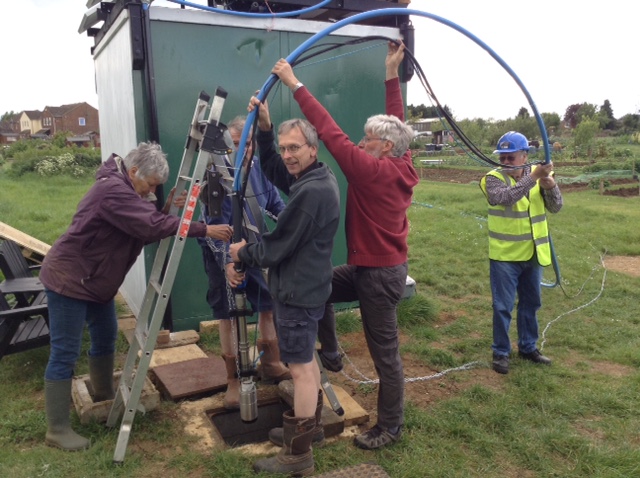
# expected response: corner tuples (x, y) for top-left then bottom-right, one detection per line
(0, 221), (50, 263)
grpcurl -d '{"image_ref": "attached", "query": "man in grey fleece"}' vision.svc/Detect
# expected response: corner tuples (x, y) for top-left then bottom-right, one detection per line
(229, 101), (339, 476)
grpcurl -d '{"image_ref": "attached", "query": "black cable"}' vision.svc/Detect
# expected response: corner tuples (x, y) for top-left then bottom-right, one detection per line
(293, 35), (544, 171)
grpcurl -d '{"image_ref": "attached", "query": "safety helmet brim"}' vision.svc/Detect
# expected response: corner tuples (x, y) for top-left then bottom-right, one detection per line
(493, 131), (530, 154)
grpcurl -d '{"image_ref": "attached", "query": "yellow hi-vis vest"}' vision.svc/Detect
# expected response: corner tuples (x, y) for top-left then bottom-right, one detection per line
(479, 168), (552, 266)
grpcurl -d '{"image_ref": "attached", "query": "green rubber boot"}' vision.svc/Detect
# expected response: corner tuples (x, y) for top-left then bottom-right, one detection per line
(88, 353), (115, 402)
(44, 379), (90, 451)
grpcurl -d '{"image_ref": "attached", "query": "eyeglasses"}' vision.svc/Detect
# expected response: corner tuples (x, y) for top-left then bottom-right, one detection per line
(499, 154), (521, 162)
(278, 143), (308, 155)
(360, 136), (386, 144)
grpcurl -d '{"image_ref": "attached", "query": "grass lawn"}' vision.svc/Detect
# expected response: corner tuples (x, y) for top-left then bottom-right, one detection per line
(1, 170), (639, 477)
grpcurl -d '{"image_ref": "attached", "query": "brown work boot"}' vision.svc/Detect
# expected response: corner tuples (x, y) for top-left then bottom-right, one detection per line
(257, 339), (291, 383)
(269, 390), (325, 447)
(254, 410), (315, 476)
(222, 354), (240, 410)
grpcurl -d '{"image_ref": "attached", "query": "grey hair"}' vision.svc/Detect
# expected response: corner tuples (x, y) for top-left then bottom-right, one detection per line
(364, 114), (414, 157)
(278, 119), (319, 148)
(123, 142), (169, 183)
(228, 115), (246, 134)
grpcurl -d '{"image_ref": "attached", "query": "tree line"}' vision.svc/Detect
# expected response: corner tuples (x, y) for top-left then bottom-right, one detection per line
(407, 100), (640, 151)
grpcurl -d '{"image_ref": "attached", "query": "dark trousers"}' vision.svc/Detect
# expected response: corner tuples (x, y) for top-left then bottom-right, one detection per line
(318, 263), (407, 429)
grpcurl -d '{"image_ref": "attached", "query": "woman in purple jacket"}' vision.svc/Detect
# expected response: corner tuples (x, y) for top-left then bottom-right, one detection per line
(39, 142), (232, 451)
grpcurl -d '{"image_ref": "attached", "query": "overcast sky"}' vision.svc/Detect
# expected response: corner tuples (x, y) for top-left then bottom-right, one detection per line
(1, 0), (638, 121)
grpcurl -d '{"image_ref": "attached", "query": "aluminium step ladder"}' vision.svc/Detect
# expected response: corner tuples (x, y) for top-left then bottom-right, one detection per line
(106, 87), (231, 464)
(106, 86), (343, 464)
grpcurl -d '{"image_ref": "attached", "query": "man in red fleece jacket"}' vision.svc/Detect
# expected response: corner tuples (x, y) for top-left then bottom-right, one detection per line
(268, 41), (419, 450)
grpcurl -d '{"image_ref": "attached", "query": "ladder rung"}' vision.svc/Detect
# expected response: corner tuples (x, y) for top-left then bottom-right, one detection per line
(134, 329), (147, 351)
(148, 278), (162, 294)
(118, 381), (131, 405)
(178, 174), (192, 182)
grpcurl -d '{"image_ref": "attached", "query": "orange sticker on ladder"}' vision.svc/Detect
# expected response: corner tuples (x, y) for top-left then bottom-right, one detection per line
(178, 184), (202, 238)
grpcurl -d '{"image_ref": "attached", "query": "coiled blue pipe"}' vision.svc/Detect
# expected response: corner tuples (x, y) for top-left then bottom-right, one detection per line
(225, 6), (559, 287)
(233, 7), (551, 190)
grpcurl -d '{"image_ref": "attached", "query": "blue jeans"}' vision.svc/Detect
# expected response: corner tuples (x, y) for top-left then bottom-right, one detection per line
(490, 258), (542, 357)
(44, 289), (118, 380)
(201, 245), (273, 319)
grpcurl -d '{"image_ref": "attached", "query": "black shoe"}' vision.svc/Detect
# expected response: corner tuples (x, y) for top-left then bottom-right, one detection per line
(354, 424), (402, 450)
(492, 353), (509, 374)
(318, 349), (343, 372)
(518, 349), (552, 365)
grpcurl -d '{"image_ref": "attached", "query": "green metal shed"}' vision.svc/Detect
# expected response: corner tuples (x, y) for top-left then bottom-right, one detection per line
(88, 2), (410, 331)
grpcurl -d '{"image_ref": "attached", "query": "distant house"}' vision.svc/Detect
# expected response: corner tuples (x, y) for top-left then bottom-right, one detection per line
(19, 110), (43, 138)
(0, 127), (20, 145)
(41, 102), (100, 138)
(66, 131), (101, 148)
(409, 117), (442, 134)
(409, 117), (454, 144)
(0, 116), (20, 145)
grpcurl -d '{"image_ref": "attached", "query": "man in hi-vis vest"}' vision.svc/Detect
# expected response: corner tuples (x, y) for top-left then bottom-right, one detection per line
(480, 131), (563, 374)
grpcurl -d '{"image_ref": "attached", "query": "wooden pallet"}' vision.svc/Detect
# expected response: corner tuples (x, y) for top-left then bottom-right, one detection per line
(0, 221), (50, 264)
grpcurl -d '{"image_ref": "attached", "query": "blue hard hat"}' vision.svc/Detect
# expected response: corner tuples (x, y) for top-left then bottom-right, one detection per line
(493, 131), (530, 154)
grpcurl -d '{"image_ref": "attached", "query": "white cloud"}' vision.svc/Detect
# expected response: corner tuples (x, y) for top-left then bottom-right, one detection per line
(1, 0), (637, 121)
(0, 0), (98, 114)
(407, 0), (640, 120)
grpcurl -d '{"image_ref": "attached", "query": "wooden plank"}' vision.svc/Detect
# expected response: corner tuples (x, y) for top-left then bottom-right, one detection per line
(0, 221), (50, 263)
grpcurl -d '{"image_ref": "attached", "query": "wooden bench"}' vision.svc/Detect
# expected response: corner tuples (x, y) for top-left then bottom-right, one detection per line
(0, 239), (50, 360)
(0, 239), (44, 305)
(0, 294), (49, 358)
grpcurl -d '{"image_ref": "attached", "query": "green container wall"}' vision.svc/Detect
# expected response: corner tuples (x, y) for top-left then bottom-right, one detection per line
(144, 15), (404, 331)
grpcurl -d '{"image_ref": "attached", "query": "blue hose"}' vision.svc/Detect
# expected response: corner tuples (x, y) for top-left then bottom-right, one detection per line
(234, 7), (551, 190)
(228, 6), (558, 286)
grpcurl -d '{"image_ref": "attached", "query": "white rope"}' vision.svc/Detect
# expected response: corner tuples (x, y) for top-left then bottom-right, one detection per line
(335, 342), (485, 385)
(540, 253), (607, 351)
(333, 251), (607, 383)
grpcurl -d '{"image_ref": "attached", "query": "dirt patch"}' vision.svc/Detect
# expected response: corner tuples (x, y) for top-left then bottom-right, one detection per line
(603, 256), (640, 277)
(418, 167), (483, 183)
(325, 330), (499, 423)
(565, 178), (639, 196)
(603, 185), (639, 197)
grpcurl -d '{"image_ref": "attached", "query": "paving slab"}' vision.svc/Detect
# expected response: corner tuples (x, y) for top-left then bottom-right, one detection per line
(277, 380), (369, 428)
(154, 330), (200, 349)
(118, 315), (199, 350)
(151, 356), (227, 401)
(146, 343), (207, 369)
